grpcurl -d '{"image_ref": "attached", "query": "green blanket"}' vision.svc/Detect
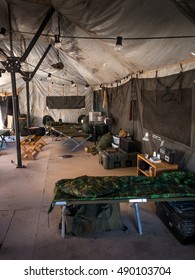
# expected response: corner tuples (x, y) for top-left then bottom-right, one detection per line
(48, 171), (195, 213)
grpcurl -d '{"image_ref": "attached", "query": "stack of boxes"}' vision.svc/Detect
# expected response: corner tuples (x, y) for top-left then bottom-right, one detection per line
(99, 136), (141, 169)
(99, 148), (137, 169)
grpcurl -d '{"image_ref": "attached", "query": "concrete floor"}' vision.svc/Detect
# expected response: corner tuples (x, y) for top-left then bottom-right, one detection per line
(0, 136), (195, 260)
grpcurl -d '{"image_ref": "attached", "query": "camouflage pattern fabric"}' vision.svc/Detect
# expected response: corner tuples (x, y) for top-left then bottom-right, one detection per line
(48, 171), (195, 213)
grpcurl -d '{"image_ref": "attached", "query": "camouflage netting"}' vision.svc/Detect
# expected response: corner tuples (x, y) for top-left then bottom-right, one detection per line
(48, 171), (195, 213)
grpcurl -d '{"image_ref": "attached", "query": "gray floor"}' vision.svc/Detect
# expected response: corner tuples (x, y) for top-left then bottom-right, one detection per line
(0, 136), (195, 260)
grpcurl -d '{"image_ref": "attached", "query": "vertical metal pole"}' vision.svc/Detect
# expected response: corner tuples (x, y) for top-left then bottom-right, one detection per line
(11, 71), (23, 168)
(7, 1), (23, 168)
(26, 78), (30, 128)
(61, 205), (66, 238)
(8, 3), (13, 57)
(134, 203), (143, 235)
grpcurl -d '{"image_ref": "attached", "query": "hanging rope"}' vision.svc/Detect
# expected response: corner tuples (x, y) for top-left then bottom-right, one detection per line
(178, 63), (183, 104)
(154, 70), (158, 103)
(157, 70), (183, 103)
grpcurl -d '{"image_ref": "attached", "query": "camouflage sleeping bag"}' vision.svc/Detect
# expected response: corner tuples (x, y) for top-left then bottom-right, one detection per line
(49, 171), (195, 236)
(49, 171), (195, 214)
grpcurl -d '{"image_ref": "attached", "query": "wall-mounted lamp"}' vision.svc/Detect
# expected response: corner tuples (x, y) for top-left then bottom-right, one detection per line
(0, 27), (6, 39)
(115, 36), (123, 51)
(54, 35), (61, 49)
(143, 132), (150, 141)
(71, 80), (76, 87)
(47, 73), (51, 80)
(143, 131), (164, 148)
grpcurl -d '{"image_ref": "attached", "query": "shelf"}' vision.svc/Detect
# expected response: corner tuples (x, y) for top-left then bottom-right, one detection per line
(138, 168), (150, 177)
(137, 154), (178, 177)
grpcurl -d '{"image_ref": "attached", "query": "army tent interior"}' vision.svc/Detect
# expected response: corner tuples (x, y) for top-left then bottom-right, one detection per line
(0, 0), (195, 261)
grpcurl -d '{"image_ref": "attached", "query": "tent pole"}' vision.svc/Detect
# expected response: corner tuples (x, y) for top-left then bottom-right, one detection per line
(2, 3), (55, 168)
(7, 2), (23, 168)
(26, 77), (30, 128)
(31, 44), (52, 78)
(22, 72), (31, 129)
(10, 71), (23, 168)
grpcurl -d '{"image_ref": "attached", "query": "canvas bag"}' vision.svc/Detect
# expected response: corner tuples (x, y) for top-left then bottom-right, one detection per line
(64, 203), (126, 236)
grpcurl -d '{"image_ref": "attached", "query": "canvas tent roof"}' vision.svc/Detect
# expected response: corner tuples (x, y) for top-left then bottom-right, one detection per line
(0, 0), (195, 93)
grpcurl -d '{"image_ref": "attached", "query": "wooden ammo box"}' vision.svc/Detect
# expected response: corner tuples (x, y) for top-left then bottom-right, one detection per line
(99, 148), (138, 169)
(156, 201), (195, 244)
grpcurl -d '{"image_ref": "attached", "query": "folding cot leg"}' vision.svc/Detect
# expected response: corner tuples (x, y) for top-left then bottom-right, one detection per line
(0, 136), (7, 149)
(70, 134), (92, 152)
(62, 136), (79, 146)
(133, 202), (142, 235)
(61, 205), (67, 238)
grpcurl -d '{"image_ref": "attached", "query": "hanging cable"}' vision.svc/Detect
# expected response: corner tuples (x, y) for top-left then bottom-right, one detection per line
(54, 13), (62, 49)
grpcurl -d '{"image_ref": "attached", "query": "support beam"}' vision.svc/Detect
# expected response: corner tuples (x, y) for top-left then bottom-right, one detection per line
(22, 72), (32, 128)
(1, 3), (55, 168)
(170, 0), (195, 24)
(20, 7), (55, 63)
(31, 44), (52, 79)
(6, 2), (23, 168)
(22, 44), (52, 128)
(11, 71), (23, 168)
(26, 76), (30, 128)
